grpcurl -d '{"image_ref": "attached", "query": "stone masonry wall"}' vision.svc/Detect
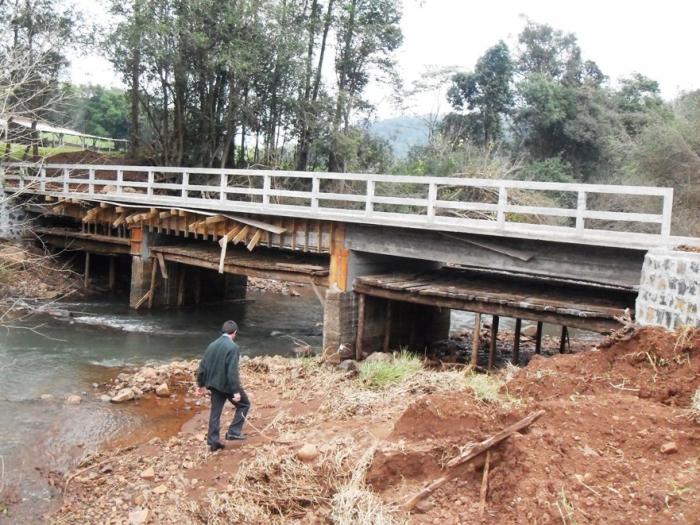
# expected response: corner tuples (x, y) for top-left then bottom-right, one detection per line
(636, 248), (700, 329)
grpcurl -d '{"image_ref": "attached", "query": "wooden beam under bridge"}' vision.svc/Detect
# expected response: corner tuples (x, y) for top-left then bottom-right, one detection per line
(353, 270), (632, 334)
(150, 245), (329, 287)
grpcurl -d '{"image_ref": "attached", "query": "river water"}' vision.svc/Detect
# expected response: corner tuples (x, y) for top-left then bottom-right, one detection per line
(0, 290), (323, 523)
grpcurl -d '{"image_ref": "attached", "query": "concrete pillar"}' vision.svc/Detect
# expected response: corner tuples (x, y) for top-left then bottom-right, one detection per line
(129, 255), (155, 308)
(323, 287), (356, 355)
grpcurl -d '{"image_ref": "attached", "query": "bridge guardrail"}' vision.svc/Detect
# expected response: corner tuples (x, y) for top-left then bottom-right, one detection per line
(0, 162), (675, 249)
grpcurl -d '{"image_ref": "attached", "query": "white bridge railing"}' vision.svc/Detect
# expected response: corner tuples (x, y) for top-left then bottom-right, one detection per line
(0, 162), (675, 249)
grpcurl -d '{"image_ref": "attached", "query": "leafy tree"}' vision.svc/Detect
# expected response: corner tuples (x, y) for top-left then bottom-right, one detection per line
(70, 86), (130, 139)
(445, 41), (513, 145)
(614, 73), (668, 136)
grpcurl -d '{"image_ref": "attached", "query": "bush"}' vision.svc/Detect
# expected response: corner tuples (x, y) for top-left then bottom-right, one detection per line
(359, 350), (422, 389)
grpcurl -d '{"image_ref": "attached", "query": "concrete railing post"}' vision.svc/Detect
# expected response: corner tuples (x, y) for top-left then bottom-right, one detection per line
(181, 171), (188, 199)
(497, 186), (507, 226)
(661, 188), (673, 240)
(311, 176), (320, 210)
(427, 182), (437, 222)
(117, 169), (123, 194)
(576, 190), (586, 233)
(366, 179), (375, 216)
(88, 168), (95, 194)
(263, 175), (271, 206)
(219, 171), (227, 202)
(147, 170), (154, 197)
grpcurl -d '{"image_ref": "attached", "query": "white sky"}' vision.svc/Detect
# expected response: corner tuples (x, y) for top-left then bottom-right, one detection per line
(70, 0), (700, 118)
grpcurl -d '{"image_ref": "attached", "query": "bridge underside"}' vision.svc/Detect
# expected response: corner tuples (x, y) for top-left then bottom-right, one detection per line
(354, 268), (634, 334)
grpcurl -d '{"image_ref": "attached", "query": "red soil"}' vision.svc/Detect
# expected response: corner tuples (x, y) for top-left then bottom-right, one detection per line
(369, 327), (700, 524)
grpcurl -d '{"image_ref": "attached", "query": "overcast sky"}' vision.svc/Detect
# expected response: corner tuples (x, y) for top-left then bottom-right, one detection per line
(71, 0), (700, 118)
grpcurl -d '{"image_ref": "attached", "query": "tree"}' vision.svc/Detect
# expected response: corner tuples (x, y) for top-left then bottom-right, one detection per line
(614, 73), (668, 136)
(445, 41), (513, 145)
(328, 0), (403, 171)
(71, 85), (130, 139)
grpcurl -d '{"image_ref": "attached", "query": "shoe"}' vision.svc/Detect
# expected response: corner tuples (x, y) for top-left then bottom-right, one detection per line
(209, 442), (225, 452)
(225, 433), (246, 441)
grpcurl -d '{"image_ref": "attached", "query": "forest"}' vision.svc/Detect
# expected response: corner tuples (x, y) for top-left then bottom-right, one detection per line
(1, 0), (698, 234)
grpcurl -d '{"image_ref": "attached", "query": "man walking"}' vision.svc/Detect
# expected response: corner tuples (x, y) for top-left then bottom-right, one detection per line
(196, 320), (250, 452)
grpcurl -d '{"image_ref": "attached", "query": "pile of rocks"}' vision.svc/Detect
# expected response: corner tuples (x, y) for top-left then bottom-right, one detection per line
(105, 360), (199, 404)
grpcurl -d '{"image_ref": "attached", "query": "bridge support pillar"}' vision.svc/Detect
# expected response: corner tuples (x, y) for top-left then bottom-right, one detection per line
(322, 224), (451, 358)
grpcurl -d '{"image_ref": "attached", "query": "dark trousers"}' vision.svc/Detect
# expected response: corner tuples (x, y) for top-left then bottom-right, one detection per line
(207, 387), (251, 446)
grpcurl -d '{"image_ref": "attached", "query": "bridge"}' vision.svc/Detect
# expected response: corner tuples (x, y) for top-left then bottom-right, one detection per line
(2, 162), (697, 365)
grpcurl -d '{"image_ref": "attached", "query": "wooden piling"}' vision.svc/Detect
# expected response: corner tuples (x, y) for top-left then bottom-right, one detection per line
(83, 252), (90, 288)
(559, 326), (568, 353)
(471, 312), (481, 367)
(488, 315), (499, 370)
(513, 318), (521, 365)
(177, 266), (186, 306)
(108, 256), (116, 291)
(147, 260), (158, 309)
(535, 321), (543, 354)
(382, 300), (392, 353)
(355, 293), (366, 360)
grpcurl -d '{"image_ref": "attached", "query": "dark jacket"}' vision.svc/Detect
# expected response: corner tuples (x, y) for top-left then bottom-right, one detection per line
(196, 335), (241, 394)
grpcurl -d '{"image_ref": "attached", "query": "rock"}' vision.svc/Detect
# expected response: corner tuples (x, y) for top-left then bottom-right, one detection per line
(522, 325), (538, 338)
(98, 394), (111, 403)
(40, 394), (55, 401)
(65, 395), (82, 405)
(152, 484), (168, 495)
(296, 444), (319, 463)
(155, 383), (170, 397)
(140, 467), (155, 480)
(132, 387), (144, 398)
(111, 388), (135, 403)
(414, 500), (434, 514)
(660, 441), (678, 454)
(128, 508), (149, 525)
(581, 445), (600, 458)
(182, 461), (194, 470)
(337, 359), (360, 372)
(365, 352), (392, 363)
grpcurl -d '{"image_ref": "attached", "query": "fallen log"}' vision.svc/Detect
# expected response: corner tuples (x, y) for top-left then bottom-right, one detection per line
(401, 409), (546, 511)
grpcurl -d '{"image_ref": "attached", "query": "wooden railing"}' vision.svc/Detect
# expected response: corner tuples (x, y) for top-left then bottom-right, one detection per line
(0, 162), (675, 249)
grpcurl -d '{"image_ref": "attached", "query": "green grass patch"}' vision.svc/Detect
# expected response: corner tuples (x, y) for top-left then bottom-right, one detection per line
(359, 350), (422, 389)
(465, 371), (520, 406)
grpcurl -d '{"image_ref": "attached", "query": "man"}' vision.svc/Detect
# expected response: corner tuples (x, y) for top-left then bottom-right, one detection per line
(196, 320), (250, 452)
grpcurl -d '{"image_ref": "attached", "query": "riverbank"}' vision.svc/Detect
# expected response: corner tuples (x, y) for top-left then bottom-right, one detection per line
(48, 326), (700, 524)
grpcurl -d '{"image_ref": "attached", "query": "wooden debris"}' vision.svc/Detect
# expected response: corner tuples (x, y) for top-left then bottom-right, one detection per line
(479, 451), (491, 517)
(401, 410), (546, 511)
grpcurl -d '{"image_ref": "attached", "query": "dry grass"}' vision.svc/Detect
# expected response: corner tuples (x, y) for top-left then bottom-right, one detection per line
(330, 447), (406, 525)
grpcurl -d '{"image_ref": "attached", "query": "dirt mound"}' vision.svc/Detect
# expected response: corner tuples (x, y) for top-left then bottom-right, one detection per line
(367, 328), (700, 524)
(509, 326), (700, 406)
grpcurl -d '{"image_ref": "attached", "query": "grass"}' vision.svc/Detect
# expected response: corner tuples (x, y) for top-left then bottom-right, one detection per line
(555, 488), (579, 525)
(359, 350), (422, 389)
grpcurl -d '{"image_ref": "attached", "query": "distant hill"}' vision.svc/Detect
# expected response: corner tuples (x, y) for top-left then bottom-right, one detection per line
(369, 116), (430, 158)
